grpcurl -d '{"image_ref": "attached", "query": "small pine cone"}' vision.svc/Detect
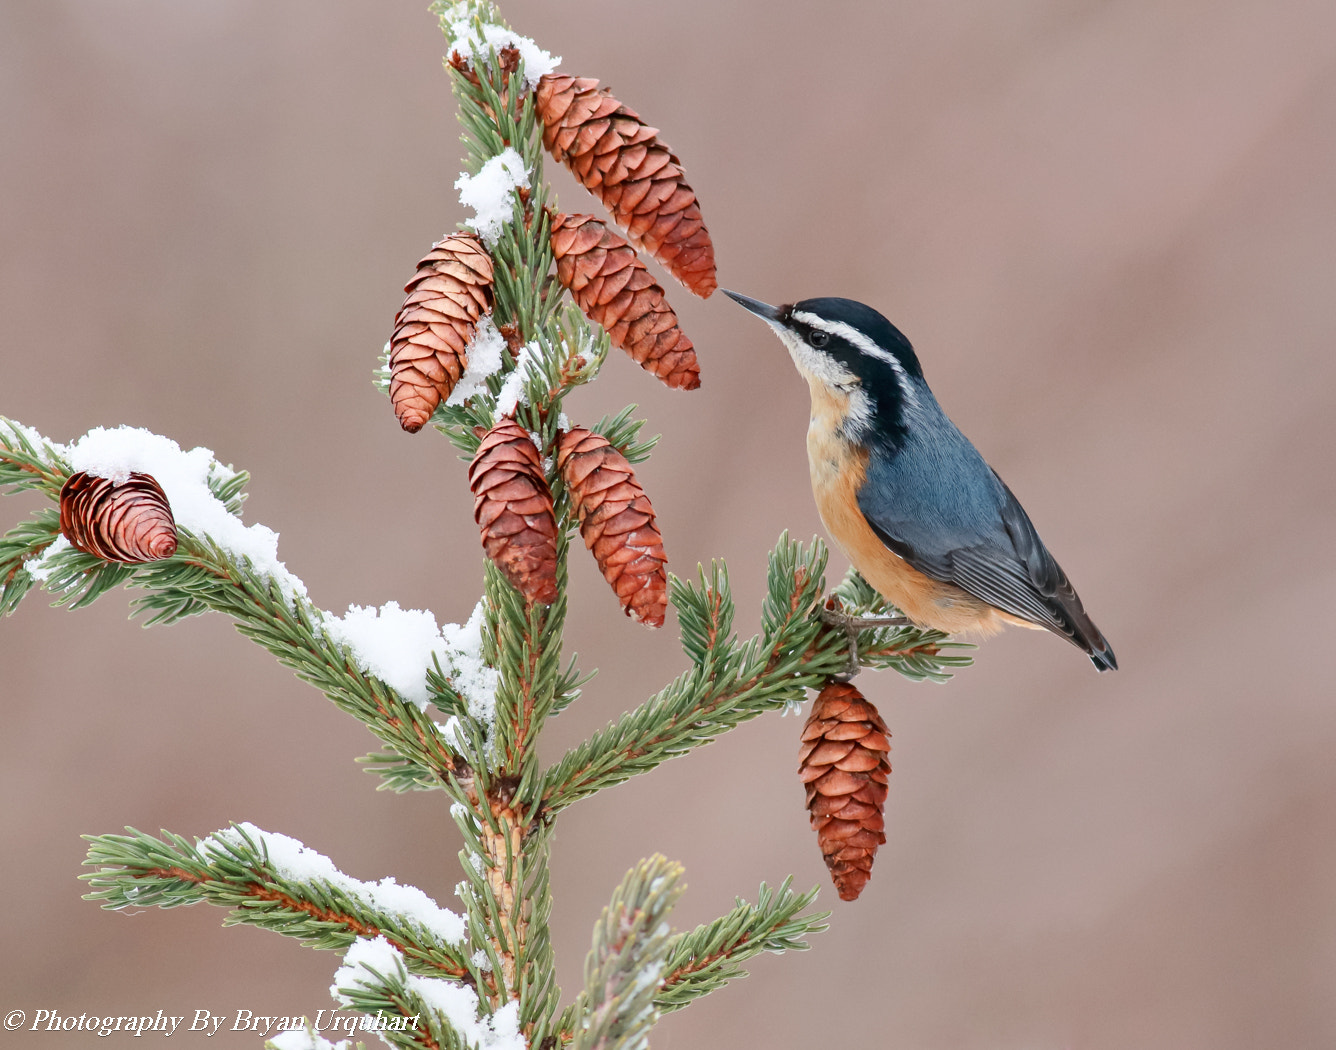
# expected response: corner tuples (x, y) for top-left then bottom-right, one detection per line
(556, 426), (667, 628)
(550, 213), (699, 391)
(468, 419), (558, 605)
(534, 74), (716, 298)
(798, 681), (892, 902)
(59, 471), (177, 564)
(389, 233), (495, 432)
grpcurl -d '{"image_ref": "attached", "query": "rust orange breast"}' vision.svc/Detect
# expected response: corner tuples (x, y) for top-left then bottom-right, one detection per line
(803, 381), (1028, 637)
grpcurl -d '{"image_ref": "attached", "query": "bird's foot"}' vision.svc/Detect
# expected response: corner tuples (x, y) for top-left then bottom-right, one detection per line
(817, 605), (912, 679)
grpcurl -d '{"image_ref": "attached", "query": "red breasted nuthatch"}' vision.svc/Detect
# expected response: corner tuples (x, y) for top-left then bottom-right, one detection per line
(725, 292), (1116, 672)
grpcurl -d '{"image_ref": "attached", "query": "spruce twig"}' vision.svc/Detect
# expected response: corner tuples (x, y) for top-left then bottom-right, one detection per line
(83, 827), (475, 983)
(656, 878), (828, 1014)
(561, 855), (684, 1050)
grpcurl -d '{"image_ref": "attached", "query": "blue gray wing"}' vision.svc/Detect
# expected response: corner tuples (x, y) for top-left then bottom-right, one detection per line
(857, 436), (1116, 669)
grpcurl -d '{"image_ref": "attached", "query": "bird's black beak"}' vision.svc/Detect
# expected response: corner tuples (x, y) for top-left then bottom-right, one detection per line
(723, 290), (783, 323)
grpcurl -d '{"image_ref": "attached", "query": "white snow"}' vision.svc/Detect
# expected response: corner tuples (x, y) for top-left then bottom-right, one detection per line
(332, 936), (524, 1050)
(321, 600), (497, 721)
(205, 824), (467, 945)
(323, 601), (448, 708)
(446, 317), (507, 407)
(24, 534), (72, 582)
(439, 601), (500, 728)
(330, 935), (405, 1004)
(63, 425), (306, 600)
(268, 1030), (350, 1050)
(443, 9), (559, 92)
(493, 341), (542, 418)
(438, 717), (466, 750)
(0, 418), (60, 457)
(455, 149), (530, 247)
(406, 972), (523, 1050)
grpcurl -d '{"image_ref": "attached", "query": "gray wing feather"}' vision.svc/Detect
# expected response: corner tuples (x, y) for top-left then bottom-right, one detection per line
(857, 418), (1088, 644)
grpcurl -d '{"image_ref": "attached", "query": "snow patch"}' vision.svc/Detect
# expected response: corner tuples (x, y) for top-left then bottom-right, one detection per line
(205, 824), (466, 945)
(322, 601), (448, 708)
(455, 149), (529, 247)
(0, 418), (61, 458)
(267, 1030), (350, 1050)
(63, 425), (305, 600)
(446, 317), (506, 407)
(332, 936), (525, 1050)
(330, 935), (405, 1005)
(24, 535), (72, 582)
(439, 601), (500, 728)
(494, 341), (542, 418)
(443, 9), (559, 91)
(321, 599), (497, 729)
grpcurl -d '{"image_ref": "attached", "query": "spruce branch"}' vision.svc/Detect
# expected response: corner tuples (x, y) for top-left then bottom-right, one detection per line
(132, 533), (464, 792)
(0, 508), (64, 613)
(330, 939), (475, 1050)
(541, 536), (847, 815)
(561, 855), (684, 1050)
(671, 561), (736, 674)
(0, 425), (466, 796)
(0, 417), (72, 494)
(360, 749), (450, 793)
(17, 528), (461, 797)
(82, 827), (474, 984)
(655, 878), (827, 1014)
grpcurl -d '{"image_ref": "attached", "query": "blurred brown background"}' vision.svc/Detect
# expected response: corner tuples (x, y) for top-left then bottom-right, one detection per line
(3, 1), (1334, 1047)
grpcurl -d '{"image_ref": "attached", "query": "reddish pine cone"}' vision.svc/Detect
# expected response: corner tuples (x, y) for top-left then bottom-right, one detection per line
(59, 471), (178, 564)
(550, 213), (699, 391)
(556, 426), (667, 628)
(389, 234), (495, 432)
(468, 419), (558, 605)
(534, 74), (716, 298)
(798, 681), (892, 902)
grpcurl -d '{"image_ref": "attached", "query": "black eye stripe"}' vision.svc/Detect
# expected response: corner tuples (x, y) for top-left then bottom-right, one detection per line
(807, 329), (830, 348)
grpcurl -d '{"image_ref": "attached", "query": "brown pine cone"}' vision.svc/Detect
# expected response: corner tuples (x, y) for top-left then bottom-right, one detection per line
(468, 419), (558, 605)
(798, 681), (892, 902)
(534, 74), (716, 299)
(59, 471), (178, 564)
(389, 234), (494, 432)
(556, 426), (667, 628)
(550, 213), (699, 391)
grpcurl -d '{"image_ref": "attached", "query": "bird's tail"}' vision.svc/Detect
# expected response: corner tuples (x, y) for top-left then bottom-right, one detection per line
(1071, 613), (1117, 672)
(1086, 634), (1118, 672)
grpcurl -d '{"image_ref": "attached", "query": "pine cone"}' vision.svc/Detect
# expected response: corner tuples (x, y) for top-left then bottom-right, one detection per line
(534, 74), (716, 298)
(550, 213), (699, 391)
(798, 681), (891, 902)
(556, 426), (667, 628)
(389, 234), (495, 432)
(468, 419), (558, 605)
(59, 471), (177, 564)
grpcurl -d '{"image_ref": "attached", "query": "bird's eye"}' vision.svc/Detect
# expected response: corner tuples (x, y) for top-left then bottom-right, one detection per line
(807, 330), (830, 348)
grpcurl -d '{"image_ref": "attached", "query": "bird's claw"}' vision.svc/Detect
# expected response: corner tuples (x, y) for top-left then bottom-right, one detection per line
(817, 604), (912, 679)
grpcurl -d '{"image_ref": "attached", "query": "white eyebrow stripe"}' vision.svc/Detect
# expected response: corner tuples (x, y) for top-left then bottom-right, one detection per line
(791, 310), (921, 411)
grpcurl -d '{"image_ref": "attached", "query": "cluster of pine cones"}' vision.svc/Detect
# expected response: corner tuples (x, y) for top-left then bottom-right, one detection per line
(385, 59), (725, 629)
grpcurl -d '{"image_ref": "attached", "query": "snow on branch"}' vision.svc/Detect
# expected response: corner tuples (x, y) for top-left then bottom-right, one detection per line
(204, 823), (467, 946)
